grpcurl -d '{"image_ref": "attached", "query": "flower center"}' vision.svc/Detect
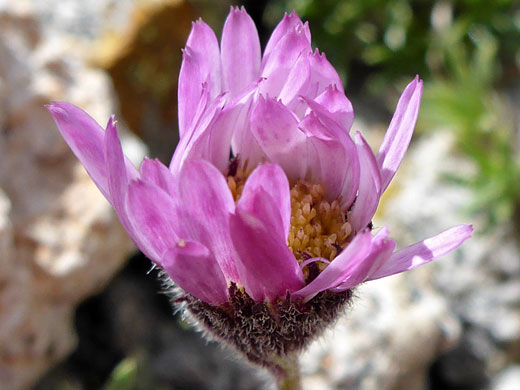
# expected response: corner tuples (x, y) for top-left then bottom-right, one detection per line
(226, 160), (249, 201)
(227, 161), (352, 280)
(288, 181), (352, 264)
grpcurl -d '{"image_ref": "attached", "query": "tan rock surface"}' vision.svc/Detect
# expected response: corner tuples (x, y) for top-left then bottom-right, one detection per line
(0, 4), (143, 389)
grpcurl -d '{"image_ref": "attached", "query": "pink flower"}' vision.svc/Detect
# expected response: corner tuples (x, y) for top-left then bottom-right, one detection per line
(47, 8), (472, 308)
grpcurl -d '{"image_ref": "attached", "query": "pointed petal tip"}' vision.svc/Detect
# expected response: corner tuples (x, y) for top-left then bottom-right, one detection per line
(353, 130), (363, 144)
(367, 223), (473, 282)
(376, 75), (424, 192)
(46, 105), (61, 118)
(141, 156), (163, 167)
(222, 5), (260, 94)
(46, 100), (63, 108)
(106, 115), (117, 131)
(189, 17), (213, 34)
(376, 225), (390, 236)
(45, 101), (71, 116)
(311, 48), (325, 59)
(44, 102), (56, 111)
(128, 177), (145, 190)
(410, 75), (424, 90)
(402, 75), (423, 94)
(462, 223), (474, 237)
(229, 5), (247, 15)
(447, 223), (474, 240)
(181, 45), (193, 57)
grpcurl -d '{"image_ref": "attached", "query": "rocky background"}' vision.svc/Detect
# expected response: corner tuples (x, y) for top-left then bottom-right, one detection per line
(0, 0), (519, 389)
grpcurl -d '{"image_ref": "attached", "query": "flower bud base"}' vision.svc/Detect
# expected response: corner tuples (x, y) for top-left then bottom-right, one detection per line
(174, 283), (352, 375)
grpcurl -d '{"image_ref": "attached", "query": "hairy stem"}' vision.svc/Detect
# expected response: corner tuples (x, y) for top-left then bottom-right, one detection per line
(274, 355), (301, 390)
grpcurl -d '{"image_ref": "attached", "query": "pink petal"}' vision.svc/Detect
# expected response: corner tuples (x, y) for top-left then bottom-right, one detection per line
(182, 85), (258, 174)
(377, 76), (423, 192)
(140, 158), (177, 198)
(46, 102), (111, 199)
(364, 229), (397, 281)
(263, 10), (310, 63)
(314, 85), (354, 131)
(239, 163), (291, 241)
(104, 117), (138, 217)
(291, 230), (372, 302)
(278, 51), (311, 108)
(230, 197), (305, 302)
(260, 25), (312, 97)
(204, 103), (244, 173)
(161, 240), (228, 305)
(368, 224), (473, 281)
(177, 160), (239, 281)
(331, 227), (396, 292)
(177, 47), (207, 139)
(349, 131), (382, 233)
(221, 7), (261, 95)
(170, 90), (226, 174)
(104, 118), (160, 263)
(307, 49), (344, 98)
(338, 153), (361, 212)
(301, 98), (360, 208)
(46, 102), (138, 201)
(250, 95), (308, 181)
(300, 257), (330, 270)
(126, 180), (180, 262)
(229, 86), (266, 168)
(186, 19), (221, 98)
(299, 113), (348, 200)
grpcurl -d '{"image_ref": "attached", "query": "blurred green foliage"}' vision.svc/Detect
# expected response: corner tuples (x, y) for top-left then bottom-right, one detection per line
(264, 0), (520, 85)
(421, 29), (520, 228)
(265, 0), (520, 229)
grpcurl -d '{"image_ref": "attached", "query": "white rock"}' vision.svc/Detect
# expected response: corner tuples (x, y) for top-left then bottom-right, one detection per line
(301, 273), (460, 390)
(493, 366), (520, 390)
(377, 129), (520, 383)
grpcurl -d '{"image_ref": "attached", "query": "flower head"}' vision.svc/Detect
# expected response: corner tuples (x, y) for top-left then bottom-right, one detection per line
(47, 7), (472, 373)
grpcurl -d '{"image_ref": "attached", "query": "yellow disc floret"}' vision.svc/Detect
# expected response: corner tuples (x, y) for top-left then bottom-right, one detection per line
(288, 181), (352, 264)
(227, 160), (250, 202)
